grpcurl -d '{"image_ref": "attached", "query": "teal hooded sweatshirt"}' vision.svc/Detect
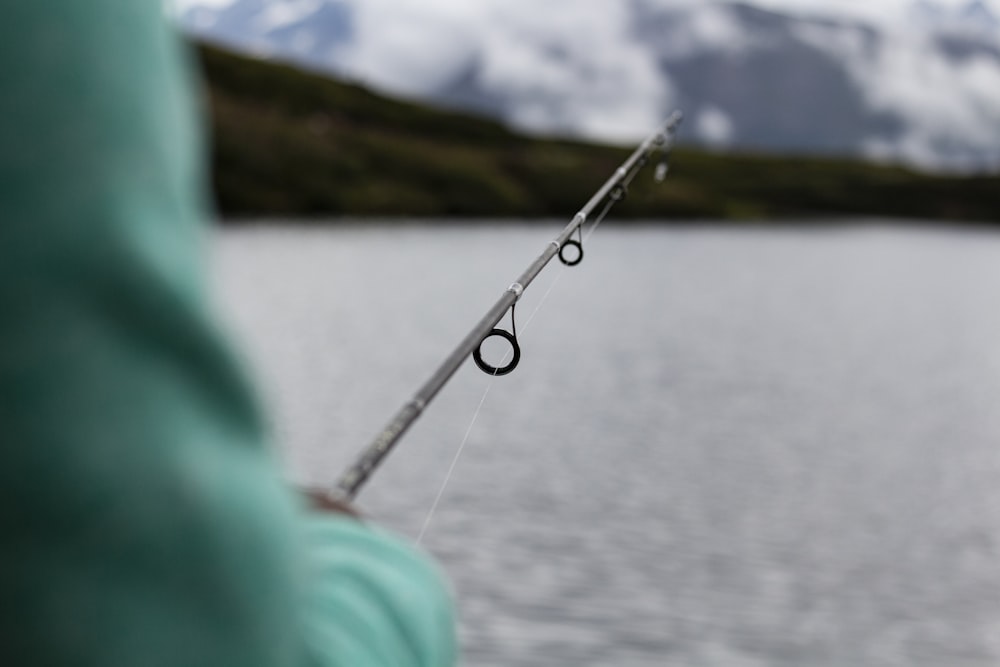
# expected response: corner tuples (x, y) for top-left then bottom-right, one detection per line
(0, 3), (456, 666)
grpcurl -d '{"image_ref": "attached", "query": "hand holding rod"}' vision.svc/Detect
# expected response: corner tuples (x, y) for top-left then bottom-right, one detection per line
(331, 111), (683, 502)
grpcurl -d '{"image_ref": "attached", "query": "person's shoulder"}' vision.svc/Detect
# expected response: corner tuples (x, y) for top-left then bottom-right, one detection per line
(300, 514), (458, 667)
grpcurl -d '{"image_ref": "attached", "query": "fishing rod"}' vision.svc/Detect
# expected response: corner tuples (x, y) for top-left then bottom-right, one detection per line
(331, 111), (683, 502)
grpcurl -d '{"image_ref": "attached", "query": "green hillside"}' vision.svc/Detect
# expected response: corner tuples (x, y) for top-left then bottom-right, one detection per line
(196, 43), (1000, 223)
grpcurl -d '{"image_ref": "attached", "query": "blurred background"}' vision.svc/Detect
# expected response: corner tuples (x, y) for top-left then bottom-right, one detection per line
(172, 0), (1000, 219)
(177, 1), (1000, 665)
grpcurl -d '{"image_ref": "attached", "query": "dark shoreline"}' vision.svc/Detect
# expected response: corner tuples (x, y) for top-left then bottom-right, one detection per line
(215, 216), (1000, 231)
(198, 43), (1000, 225)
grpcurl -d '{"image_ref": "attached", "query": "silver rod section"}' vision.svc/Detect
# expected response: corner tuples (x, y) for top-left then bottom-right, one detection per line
(332, 112), (683, 501)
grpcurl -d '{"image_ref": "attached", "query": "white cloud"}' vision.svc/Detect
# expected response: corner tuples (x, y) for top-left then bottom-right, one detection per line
(336, 0), (481, 96)
(169, 0), (235, 12)
(795, 18), (1000, 169)
(474, 2), (670, 139)
(748, 0), (990, 23)
(646, 3), (764, 60)
(695, 106), (735, 145)
(335, 0), (672, 140)
(256, 0), (322, 31)
(869, 46), (1000, 168)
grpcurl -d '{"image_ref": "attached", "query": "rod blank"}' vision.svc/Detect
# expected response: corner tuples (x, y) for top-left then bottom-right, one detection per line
(331, 112), (683, 501)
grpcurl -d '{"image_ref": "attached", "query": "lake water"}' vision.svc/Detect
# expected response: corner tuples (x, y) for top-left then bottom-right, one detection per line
(212, 221), (1000, 667)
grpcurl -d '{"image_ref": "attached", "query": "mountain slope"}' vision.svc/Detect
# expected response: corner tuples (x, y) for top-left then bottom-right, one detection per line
(195, 43), (1000, 222)
(179, 0), (1000, 171)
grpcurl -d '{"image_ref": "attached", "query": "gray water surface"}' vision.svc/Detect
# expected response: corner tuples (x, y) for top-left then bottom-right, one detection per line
(213, 222), (1000, 666)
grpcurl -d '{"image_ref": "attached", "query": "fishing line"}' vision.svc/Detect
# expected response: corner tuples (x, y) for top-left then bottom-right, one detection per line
(415, 378), (496, 544)
(416, 173), (652, 540)
(416, 265), (568, 543)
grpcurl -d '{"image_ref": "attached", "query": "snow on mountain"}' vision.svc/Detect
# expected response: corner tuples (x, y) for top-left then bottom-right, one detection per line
(636, 1), (1000, 169)
(182, 0), (352, 65)
(176, 0), (1000, 171)
(910, 0), (1000, 35)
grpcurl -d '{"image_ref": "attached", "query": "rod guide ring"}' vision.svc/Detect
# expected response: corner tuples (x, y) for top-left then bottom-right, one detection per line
(473, 328), (520, 376)
(558, 239), (583, 266)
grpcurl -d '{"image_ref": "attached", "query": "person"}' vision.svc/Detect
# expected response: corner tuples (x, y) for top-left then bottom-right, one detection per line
(0, 2), (457, 666)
